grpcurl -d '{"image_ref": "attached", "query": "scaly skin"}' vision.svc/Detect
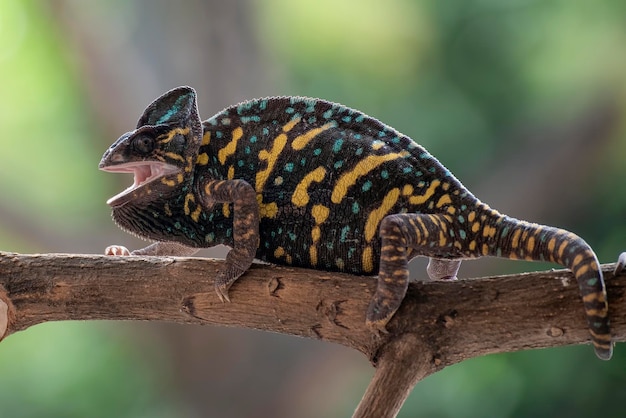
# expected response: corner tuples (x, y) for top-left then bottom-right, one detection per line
(100, 86), (615, 359)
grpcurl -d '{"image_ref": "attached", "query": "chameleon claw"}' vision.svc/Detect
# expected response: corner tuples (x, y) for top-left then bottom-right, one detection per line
(105, 245), (131, 256)
(614, 252), (626, 277)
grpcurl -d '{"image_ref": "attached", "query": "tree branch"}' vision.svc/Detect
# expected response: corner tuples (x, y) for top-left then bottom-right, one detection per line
(0, 251), (624, 417)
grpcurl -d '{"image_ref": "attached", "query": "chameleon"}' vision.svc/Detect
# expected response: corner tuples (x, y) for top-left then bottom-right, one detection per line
(100, 86), (614, 360)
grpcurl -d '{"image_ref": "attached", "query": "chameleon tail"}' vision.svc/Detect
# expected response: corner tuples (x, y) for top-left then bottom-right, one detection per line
(490, 212), (612, 359)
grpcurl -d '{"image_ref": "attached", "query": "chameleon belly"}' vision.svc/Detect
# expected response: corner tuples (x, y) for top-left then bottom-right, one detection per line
(100, 86), (613, 360)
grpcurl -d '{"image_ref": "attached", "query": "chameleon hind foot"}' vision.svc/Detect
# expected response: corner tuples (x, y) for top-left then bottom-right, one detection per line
(615, 252), (626, 276)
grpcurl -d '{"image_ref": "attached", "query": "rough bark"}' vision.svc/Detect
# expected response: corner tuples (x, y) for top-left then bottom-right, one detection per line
(0, 251), (624, 417)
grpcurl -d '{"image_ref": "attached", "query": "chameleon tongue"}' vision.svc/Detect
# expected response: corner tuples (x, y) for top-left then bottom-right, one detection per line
(102, 162), (178, 206)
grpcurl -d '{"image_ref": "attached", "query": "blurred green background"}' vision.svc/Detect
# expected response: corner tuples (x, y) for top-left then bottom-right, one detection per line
(1, 0), (625, 417)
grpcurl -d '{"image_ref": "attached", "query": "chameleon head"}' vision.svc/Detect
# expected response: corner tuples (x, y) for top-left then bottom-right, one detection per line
(99, 86), (203, 207)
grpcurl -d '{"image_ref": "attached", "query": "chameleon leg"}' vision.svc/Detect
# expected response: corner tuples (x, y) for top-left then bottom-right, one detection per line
(615, 252), (626, 276)
(367, 213), (460, 333)
(196, 179), (260, 302)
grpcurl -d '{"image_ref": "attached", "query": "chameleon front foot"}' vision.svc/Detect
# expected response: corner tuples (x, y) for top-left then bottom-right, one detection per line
(365, 297), (395, 335)
(105, 245), (131, 256)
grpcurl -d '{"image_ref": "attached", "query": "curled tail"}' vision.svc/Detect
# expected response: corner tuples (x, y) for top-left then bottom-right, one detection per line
(488, 212), (612, 359)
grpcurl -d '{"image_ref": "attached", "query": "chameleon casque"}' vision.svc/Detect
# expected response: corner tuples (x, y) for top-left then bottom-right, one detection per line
(100, 86), (613, 359)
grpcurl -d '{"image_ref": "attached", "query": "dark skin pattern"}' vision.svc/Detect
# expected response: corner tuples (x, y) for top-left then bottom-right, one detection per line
(100, 86), (618, 360)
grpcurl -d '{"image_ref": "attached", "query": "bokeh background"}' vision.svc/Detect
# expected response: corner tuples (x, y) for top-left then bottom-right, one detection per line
(1, 1), (625, 417)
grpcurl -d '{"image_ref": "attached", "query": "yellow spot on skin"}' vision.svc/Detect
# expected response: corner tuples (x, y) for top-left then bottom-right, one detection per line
(439, 231), (447, 247)
(311, 226), (321, 242)
(274, 176), (283, 186)
(572, 254), (583, 267)
(416, 216), (429, 240)
(469, 240), (477, 251)
(482, 243), (490, 255)
(311, 204), (330, 225)
(227, 165), (235, 180)
(177, 173), (184, 184)
(201, 131), (211, 145)
(362, 246), (374, 273)
(274, 247), (285, 258)
(291, 167), (327, 207)
(222, 203), (230, 218)
(402, 184), (413, 195)
(291, 122), (335, 150)
(282, 117), (301, 132)
(576, 264), (590, 276)
(331, 151), (409, 203)
(447, 206), (456, 215)
(256, 195), (278, 218)
(158, 127), (190, 144)
(547, 237), (557, 253)
(557, 240), (568, 259)
(218, 127), (243, 165)
(197, 153), (209, 165)
(468, 211), (476, 222)
(526, 236), (535, 253)
(161, 177), (177, 187)
(511, 229), (522, 249)
(164, 203), (172, 217)
(436, 194), (452, 208)
(442, 182), (450, 191)
(310, 245), (318, 266)
(471, 222), (481, 233)
(408, 180), (441, 206)
(183, 193), (195, 215)
(372, 140), (385, 150)
(256, 133), (288, 193)
(482, 225), (496, 238)
(164, 152), (186, 163)
(365, 188), (400, 242)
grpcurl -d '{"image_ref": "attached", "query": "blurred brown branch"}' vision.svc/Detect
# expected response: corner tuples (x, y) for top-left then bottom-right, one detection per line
(0, 252), (624, 418)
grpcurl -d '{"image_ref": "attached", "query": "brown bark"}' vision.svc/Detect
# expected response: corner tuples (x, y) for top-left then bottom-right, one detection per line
(0, 251), (624, 417)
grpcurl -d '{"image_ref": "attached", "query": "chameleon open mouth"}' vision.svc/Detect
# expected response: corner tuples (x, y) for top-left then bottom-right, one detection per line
(100, 161), (179, 206)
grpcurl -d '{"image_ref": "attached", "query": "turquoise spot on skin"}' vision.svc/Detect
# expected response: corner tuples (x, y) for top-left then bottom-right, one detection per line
(355, 115), (365, 123)
(420, 152), (431, 159)
(496, 248), (502, 257)
(221, 118), (231, 126)
(403, 167), (412, 173)
(174, 222), (182, 229)
(428, 167), (436, 173)
(356, 147), (364, 156)
(381, 170), (389, 179)
(308, 116), (317, 124)
(353, 134), (362, 140)
(284, 162), (294, 172)
(306, 103), (315, 113)
(342, 116), (352, 123)
(334, 160), (344, 169)
(378, 131), (385, 137)
(340, 225), (350, 241)
(258, 100), (268, 110)
(362, 180), (372, 192)
(333, 139), (344, 153)
(226, 228), (232, 238)
(586, 278), (598, 286)
(392, 137), (400, 143)
(245, 146), (251, 154)
(326, 242), (334, 250)
(449, 230), (455, 237)
(458, 216), (465, 224)
(237, 101), (254, 114)
(500, 226), (510, 238)
(286, 107), (295, 114)
(216, 131), (223, 138)
(459, 229), (467, 239)
(347, 247), (356, 258)
(300, 157), (307, 166)
(238, 160), (244, 167)
(323, 109), (333, 119)
(314, 148), (322, 156)
(289, 232), (297, 241)
(241, 115), (261, 123)
(263, 127), (270, 135)
(156, 93), (191, 124)
(352, 202), (360, 214)
(460, 204), (467, 211)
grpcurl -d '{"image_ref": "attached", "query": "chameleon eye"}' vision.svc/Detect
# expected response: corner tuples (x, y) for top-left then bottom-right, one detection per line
(131, 135), (155, 154)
